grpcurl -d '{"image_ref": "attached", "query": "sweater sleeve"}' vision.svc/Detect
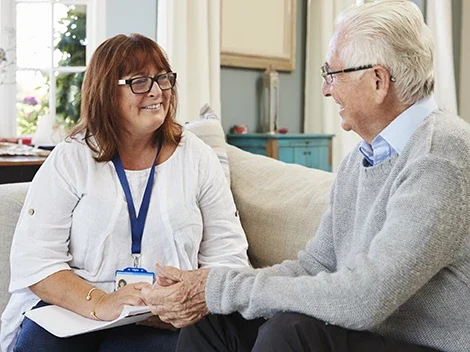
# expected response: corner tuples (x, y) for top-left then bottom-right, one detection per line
(9, 142), (81, 291)
(206, 156), (470, 329)
(297, 179), (337, 275)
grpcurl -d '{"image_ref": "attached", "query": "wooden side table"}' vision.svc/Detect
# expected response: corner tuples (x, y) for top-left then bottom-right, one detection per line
(0, 156), (47, 184)
(226, 133), (334, 172)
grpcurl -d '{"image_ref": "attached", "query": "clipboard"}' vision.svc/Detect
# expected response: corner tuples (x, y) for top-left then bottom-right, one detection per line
(25, 304), (153, 337)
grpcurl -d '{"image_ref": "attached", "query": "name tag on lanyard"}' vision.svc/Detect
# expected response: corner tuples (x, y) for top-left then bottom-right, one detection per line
(112, 142), (162, 290)
(115, 267), (155, 291)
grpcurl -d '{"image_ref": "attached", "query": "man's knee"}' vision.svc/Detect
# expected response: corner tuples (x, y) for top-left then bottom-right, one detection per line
(255, 312), (331, 351)
(259, 312), (326, 336)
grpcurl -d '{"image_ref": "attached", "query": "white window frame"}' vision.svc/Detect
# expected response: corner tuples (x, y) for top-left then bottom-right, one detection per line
(0, 0), (17, 137)
(0, 0), (106, 137)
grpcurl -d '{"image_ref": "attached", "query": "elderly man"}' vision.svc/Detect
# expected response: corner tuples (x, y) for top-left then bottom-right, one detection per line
(142, 1), (470, 351)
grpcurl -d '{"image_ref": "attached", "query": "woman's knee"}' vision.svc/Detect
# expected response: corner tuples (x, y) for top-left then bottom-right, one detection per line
(14, 318), (98, 352)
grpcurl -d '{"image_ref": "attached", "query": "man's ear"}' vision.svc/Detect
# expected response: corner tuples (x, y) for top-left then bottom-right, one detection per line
(373, 66), (392, 104)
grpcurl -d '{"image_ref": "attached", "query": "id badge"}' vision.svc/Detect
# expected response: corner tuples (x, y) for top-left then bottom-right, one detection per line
(115, 267), (155, 291)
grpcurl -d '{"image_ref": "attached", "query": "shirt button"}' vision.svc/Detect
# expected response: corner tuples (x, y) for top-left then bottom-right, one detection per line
(28, 208), (35, 216)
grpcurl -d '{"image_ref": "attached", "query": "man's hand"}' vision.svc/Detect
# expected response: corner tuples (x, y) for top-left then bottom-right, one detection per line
(136, 315), (177, 330)
(141, 263), (210, 329)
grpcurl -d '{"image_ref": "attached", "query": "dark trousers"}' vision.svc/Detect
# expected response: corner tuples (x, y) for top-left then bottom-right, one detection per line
(176, 312), (440, 352)
(14, 301), (179, 352)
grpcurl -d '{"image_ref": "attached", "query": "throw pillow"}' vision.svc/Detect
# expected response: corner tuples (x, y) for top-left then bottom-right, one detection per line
(183, 104), (230, 186)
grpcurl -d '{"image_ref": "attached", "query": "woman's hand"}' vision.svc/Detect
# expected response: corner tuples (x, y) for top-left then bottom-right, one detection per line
(29, 271), (152, 322)
(93, 282), (150, 321)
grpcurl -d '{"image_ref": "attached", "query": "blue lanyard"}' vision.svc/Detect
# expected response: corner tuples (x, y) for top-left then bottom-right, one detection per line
(112, 143), (162, 266)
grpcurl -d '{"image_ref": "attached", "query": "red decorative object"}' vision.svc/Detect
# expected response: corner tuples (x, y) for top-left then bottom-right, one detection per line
(232, 125), (248, 134)
(278, 128), (288, 134)
(19, 136), (33, 145)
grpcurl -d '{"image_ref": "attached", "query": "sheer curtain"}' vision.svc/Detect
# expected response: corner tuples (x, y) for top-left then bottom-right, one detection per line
(304, 0), (359, 171)
(86, 0), (106, 64)
(426, 0), (458, 114)
(460, 0), (470, 122)
(157, 0), (221, 123)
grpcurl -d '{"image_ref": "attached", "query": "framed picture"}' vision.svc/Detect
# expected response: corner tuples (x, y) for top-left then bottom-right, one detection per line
(220, 0), (296, 71)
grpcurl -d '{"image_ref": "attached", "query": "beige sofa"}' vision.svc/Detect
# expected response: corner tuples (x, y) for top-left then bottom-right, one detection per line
(0, 145), (335, 332)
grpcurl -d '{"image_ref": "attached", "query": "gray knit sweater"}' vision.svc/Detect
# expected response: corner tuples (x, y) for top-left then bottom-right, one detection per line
(206, 110), (470, 352)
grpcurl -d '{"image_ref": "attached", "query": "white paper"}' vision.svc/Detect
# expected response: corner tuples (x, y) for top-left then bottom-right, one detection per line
(25, 305), (153, 337)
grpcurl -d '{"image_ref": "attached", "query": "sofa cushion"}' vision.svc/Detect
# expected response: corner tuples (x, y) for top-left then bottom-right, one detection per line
(0, 183), (29, 317)
(227, 145), (335, 268)
(183, 104), (230, 186)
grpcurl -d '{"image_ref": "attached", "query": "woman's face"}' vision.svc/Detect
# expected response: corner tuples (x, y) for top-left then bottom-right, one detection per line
(118, 65), (172, 140)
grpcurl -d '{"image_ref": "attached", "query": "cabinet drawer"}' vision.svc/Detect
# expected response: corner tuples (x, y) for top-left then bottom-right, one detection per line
(227, 137), (266, 149)
(226, 137), (267, 156)
(278, 138), (330, 148)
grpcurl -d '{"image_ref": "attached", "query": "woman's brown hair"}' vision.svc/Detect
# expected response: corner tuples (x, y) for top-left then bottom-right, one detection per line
(69, 33), (181, 161)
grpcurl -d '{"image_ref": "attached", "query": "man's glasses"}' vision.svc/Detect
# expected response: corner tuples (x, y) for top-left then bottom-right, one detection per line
(320, 63), (373, 85)
(320, 63), (396, 85)
(118, 72), (177, 94)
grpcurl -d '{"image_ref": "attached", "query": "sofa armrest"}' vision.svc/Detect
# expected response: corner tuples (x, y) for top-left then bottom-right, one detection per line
(0, 182), (29, 316)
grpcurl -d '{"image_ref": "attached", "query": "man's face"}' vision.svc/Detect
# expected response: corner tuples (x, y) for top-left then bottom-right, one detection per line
(322, 38), (376, 140)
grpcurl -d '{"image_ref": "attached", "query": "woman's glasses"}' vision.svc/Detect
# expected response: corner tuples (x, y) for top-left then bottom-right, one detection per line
(118, 72), (177, 94)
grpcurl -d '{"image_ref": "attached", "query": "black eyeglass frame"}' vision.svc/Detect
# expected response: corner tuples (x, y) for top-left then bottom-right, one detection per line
(118, 72), (177, 94)
(321, 63), (373, 84)
(321, 63), (396, 84)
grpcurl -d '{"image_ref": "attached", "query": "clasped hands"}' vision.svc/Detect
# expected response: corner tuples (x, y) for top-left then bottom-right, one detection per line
(92, 263), (209, 329)
(140, 263), (210, 329)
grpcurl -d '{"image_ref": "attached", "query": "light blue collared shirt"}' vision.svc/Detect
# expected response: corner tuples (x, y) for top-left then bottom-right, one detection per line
(359, 95), (438, 166)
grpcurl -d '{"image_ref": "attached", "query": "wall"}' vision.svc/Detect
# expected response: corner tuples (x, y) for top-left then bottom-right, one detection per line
(220, 0), (307, 134)
(460, 0), (469, 122)
(452, 0), (462, 107)
(105, 0), (157, 39)
(411, 0), (425, 12)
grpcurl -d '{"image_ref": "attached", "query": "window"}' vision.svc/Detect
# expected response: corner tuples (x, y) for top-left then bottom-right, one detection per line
(0, 0), (105, 138)
(16, 0), (88, 136)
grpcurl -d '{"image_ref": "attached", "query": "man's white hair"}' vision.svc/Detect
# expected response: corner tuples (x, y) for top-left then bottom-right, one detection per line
(334, 0), (434, 105)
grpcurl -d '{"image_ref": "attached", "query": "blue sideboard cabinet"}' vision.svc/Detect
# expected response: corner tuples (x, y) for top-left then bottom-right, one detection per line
(227, 133), (334, 172)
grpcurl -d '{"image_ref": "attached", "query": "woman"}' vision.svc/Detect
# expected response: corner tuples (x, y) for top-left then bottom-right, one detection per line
(0, 33), (249, 352)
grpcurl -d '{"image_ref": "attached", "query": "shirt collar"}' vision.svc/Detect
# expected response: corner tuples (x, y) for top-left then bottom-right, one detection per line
(380, 95), (438, 155)
(359, 95), (438, 165)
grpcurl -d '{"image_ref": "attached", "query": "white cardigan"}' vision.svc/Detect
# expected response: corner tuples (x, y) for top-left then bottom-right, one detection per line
(1, 130), (249, 351)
